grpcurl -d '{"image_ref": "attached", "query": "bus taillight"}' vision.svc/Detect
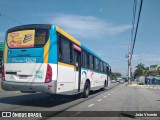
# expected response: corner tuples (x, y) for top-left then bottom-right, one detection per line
(45, 64), (52, 83)
(2, 64), (5, 81)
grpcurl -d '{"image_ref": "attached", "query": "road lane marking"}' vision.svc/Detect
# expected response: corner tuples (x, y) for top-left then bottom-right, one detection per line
(108, 94), (110, 96)
(104, 96), (107, 98)
(88, 104), (94, 107)
(98, 99), (102, 102)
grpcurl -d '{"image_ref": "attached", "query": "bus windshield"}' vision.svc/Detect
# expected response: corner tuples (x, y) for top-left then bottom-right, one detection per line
(7, 29), (49, 48)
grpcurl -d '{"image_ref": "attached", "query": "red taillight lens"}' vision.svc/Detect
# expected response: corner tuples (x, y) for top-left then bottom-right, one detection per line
(2, 64), (5, 81)
(45, 64), (52, 83)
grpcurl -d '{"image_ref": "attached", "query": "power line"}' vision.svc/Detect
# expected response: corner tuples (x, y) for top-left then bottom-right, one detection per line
(0, 12), (22, 24)
(127, 0), (143, 83)
(130, 0), (143, 60)
(131, 0), (137, 45)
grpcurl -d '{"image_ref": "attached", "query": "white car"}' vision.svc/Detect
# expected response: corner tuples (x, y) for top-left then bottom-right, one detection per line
(111, 80), (116, 83)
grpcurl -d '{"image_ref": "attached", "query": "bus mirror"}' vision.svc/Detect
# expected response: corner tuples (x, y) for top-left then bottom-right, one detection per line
(75, 62), (78, 71)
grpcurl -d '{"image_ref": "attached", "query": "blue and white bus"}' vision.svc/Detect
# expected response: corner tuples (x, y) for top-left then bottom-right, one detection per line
(2, 24), (111, 97)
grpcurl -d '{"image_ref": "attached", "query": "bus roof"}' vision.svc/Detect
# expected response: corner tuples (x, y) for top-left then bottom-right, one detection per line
(7, 24), (51, 33)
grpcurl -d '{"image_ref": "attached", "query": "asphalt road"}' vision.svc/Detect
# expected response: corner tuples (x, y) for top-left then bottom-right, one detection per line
(0, 82), (160, 120)
(66, 84), (160, 111)
(0, 82), (119, 114)
(48, 83), (160, 120)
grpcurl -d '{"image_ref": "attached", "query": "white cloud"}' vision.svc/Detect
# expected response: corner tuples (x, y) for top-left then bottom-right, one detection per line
(109, 25), (132, 35)
(132, 54), (160, 67)
(133, 54), (160, 62)
(46, 14), (131, 39)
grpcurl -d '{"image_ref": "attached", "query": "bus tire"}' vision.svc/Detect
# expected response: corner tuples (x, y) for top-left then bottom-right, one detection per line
(83, 82), (90, 98)
(102, 80), (107, 91)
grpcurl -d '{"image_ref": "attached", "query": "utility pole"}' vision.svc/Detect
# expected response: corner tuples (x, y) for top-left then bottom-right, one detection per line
(128, 44), (131, 85)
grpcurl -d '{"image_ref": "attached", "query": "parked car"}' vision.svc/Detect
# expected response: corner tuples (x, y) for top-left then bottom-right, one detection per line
(117, 77), (122, 82)
(119, 80), (125, 83)
(111, 80), (116, 83)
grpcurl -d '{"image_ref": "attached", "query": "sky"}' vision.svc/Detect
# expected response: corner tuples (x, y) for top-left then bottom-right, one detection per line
(0, 0), (160, 76)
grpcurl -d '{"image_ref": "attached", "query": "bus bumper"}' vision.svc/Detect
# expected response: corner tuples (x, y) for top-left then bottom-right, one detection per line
(2, 80), (57, 94)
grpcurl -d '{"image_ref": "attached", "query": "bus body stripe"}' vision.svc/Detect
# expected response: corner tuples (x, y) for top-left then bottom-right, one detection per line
(58, 62), (75, 68)
(48, 25), (58, 64)
(4, 43), (8, 63)
(43, 38), (50, 63)
(56, 26), (81, 46)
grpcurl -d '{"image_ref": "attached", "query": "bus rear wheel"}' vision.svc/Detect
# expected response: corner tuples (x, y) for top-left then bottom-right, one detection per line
(101, 80), (107, 91)
(83, 82), (90, 98)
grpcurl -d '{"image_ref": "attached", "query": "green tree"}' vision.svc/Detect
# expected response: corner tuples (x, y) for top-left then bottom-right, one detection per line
(134, 63), (146, 78)
(110, 72), (122, 79)
(144, 69), (151, 76)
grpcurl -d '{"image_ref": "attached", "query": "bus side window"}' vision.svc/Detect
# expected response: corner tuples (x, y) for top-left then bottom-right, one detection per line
(58, 34), (73, 64)
(70, 43), (73, 63)
(82, 51), (88, 68)
(89, 54), (93, 69)
(94, 57), (99, 71)
(103, 62), (105, 72)
(104, 63), (107, 73)
(100, 61), (103, 72)
(58, 35), (62, 60)
(87, 53), (89, 68)
(107, 66), (109, 74)
(92, 56), (95, 69)
(82, 51), (84, 67)
(62, 38), (71, 64)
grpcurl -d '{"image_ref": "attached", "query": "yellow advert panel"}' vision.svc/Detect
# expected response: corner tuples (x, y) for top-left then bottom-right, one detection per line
(7, 30), (35, 48)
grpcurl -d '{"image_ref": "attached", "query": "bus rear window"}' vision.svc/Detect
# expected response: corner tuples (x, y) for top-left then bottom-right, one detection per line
(7, 29), (49, 48)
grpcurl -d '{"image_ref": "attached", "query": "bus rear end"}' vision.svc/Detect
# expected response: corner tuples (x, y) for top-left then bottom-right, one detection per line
(2, 24), (58, 94)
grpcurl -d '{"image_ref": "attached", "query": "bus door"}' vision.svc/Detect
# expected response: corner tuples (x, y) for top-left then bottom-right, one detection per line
(73, 45), (81, 92)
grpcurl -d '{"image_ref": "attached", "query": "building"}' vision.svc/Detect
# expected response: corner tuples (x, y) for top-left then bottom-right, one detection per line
(147, 64), (160, 85)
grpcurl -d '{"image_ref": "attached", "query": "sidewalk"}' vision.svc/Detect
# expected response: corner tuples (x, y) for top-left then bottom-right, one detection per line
(138, 84), (160, 88)
(127, 82), (160, 89)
